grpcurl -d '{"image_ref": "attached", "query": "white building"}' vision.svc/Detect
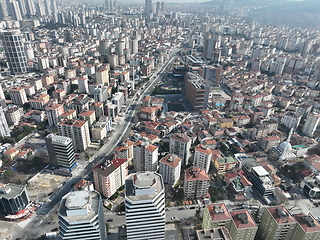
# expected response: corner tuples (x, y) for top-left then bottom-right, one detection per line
(45, 103), (64, 126)
(0, 107), (10, 137)
(133, 140), (158, 172)
(170, 133), (191, 167)
(125, 172), (165, 240)
(77, 77), (89, 94)
(112, 91), (124, 111)
(4, 106), (23, 126)
(281, 112), (302, 129)
(303, 113), (320, 137)
(1, 30), (28, 74)
(194, 144), (212, 173)
(57, 119), (91, 152)
(58, 190), (107, 240)
(159, 154), (182, 188)
(9, 87), (28, 105)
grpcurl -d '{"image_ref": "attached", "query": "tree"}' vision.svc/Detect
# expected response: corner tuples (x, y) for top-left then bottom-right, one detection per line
(211, 195), (217, 203)
(71, 84), (79, 92)
(4, 169), (14, 178)
(2, 154), (10, 164)
(33, 156), (43, 166)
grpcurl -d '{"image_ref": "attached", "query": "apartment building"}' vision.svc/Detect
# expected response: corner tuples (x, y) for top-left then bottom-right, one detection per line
(57, 119), (91, 152)
(45, 103), (64, 126)
(250, 166), (275, 196)
(170, 133), (191, 166)
(9, 87), (27, 105)
(159, 154), (182, 187)
(194, 144), (212, 173)
(214, 157), (238, 174)
(256, 206), (297, 240)
(292, 213), (320, 240)
(93, 158), (128, 198)
(202, 203), (232, 230)
(229, 210), (258, 240)
(184, 166), (210, 198)
(133, 140), (158, 172)
(115, 140), (134, 163)
(303, 113), (320, 137)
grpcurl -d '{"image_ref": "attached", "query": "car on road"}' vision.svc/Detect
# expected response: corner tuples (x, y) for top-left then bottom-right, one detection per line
(171, 217), (176, 220)
(190, 206), (195, 209)
(166, 208), (170, 211)
(107, 219), (113, 222)
(51, 228), (58, 232)
(314, 203), (319, 207)
(178, 207), (184, 210)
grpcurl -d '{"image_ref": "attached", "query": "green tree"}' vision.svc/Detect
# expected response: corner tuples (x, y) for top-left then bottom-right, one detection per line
(2, 154), (10, 164)
(71, 84), (79, 92)
(4, 169), (14, 177)
(33, 156), (43, 166)
(211, 195), (217, 203)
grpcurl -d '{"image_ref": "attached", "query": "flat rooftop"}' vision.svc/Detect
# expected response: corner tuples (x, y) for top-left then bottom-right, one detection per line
(0, 184), (26, 200)
(125, 172), (164, 202)
(58, 190), (99, 223)
(230, 210), (257, 229)
(196, 227), (231, 240)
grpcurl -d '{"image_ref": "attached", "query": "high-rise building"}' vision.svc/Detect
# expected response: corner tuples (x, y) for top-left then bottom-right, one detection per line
(0, 183), (30, 215)
(25, 0), (36, 15)
(1, 30), (28, 74)
(125, 172), (165, 240)
(159, 154), (182, 187)
(202, 203), (232, 230)
(204, 38), (215, 59)
(133, 140), (158, 172)
(303, 113), (320, 137)
(7, 0), (22, 20)
(93, 157), (128, 198)
(115, 38), (125, 56)
(58, 190), (107, 240)
(57, 119), (91, 152)
(0, 1), (9, 20)
(256, 206), (297, 240)
(45, 133), (76, 171)
(129, 37), (138, 54)
(115, 140), (134, 163)
(95, 69), (109, 86)
(9, 87), (27, 105)
(17, 0), (26, 16)
(170, 133), (191, 166)
(184, 72), (210, 110)
(161, 1), (165, 12)
(184, 166), (210, 198)
(229, 210), (258, 240)
(194, 144), (212, 173)
(0, 106), (10, 137)
(53, 135), (76, 170)
(44, 0), (51, 15)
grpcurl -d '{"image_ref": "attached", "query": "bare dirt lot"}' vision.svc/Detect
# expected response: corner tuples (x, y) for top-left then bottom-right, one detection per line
(27, 172), (70, 202)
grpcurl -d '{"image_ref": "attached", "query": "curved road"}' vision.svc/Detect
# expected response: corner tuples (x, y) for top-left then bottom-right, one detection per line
(13, 47), (182, 239)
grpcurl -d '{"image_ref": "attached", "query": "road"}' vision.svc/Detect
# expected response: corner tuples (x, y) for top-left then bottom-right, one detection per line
(12, 46), (182, 240)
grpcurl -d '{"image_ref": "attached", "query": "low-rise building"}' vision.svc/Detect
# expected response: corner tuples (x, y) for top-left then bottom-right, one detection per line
(214, 157), (238, 174)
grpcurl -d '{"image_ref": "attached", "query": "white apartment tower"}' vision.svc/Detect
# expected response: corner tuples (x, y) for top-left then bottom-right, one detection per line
(9, 87), (27, 105)
(57, 119), (91, 152)
(170, 133), (191, 167)
(1, 29), (28, 74)
(159, 154), (182, 188)
(58, 190), (107, 240)
(125, 172), (165, 240)
(0, 106), (10, 137)
(133, 140), (158, 172)
(194, 144), (212, 173)
(303, 113), (320, 137)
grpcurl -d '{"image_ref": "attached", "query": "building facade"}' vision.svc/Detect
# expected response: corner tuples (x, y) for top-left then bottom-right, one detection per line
(170, 133), (191, 167)
(194, 144), (212, 173)
(133, 140), (158, 172)
(184, 166), (210, 198)
(125, 172), (166, 240)
(58, 190), (107, 240)
(159, 154), (182, 188)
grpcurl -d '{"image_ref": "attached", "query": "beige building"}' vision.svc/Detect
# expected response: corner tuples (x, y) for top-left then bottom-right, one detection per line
(91, 125), (107, 140)
(159, 154), (182, 187)
(170, 133), (191, 166)
(9, 87), (27, 105)
(115, 140), (134, 163)
(184, 166), (210, 198)
(93, 157), (128, 198)
(133, 140), (158, 172)
(194, 144), (212, 173)
(79, 110), (96, 127)
(95, 69), (109, 86)
(57, 119), (91, 152)
(45, 103), (64, 126)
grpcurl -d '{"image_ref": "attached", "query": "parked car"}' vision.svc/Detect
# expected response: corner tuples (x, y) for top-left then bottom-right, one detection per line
(171, 217), (176, 220)
(107, 219), (113, 222)
(178, 207), (184, 210)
